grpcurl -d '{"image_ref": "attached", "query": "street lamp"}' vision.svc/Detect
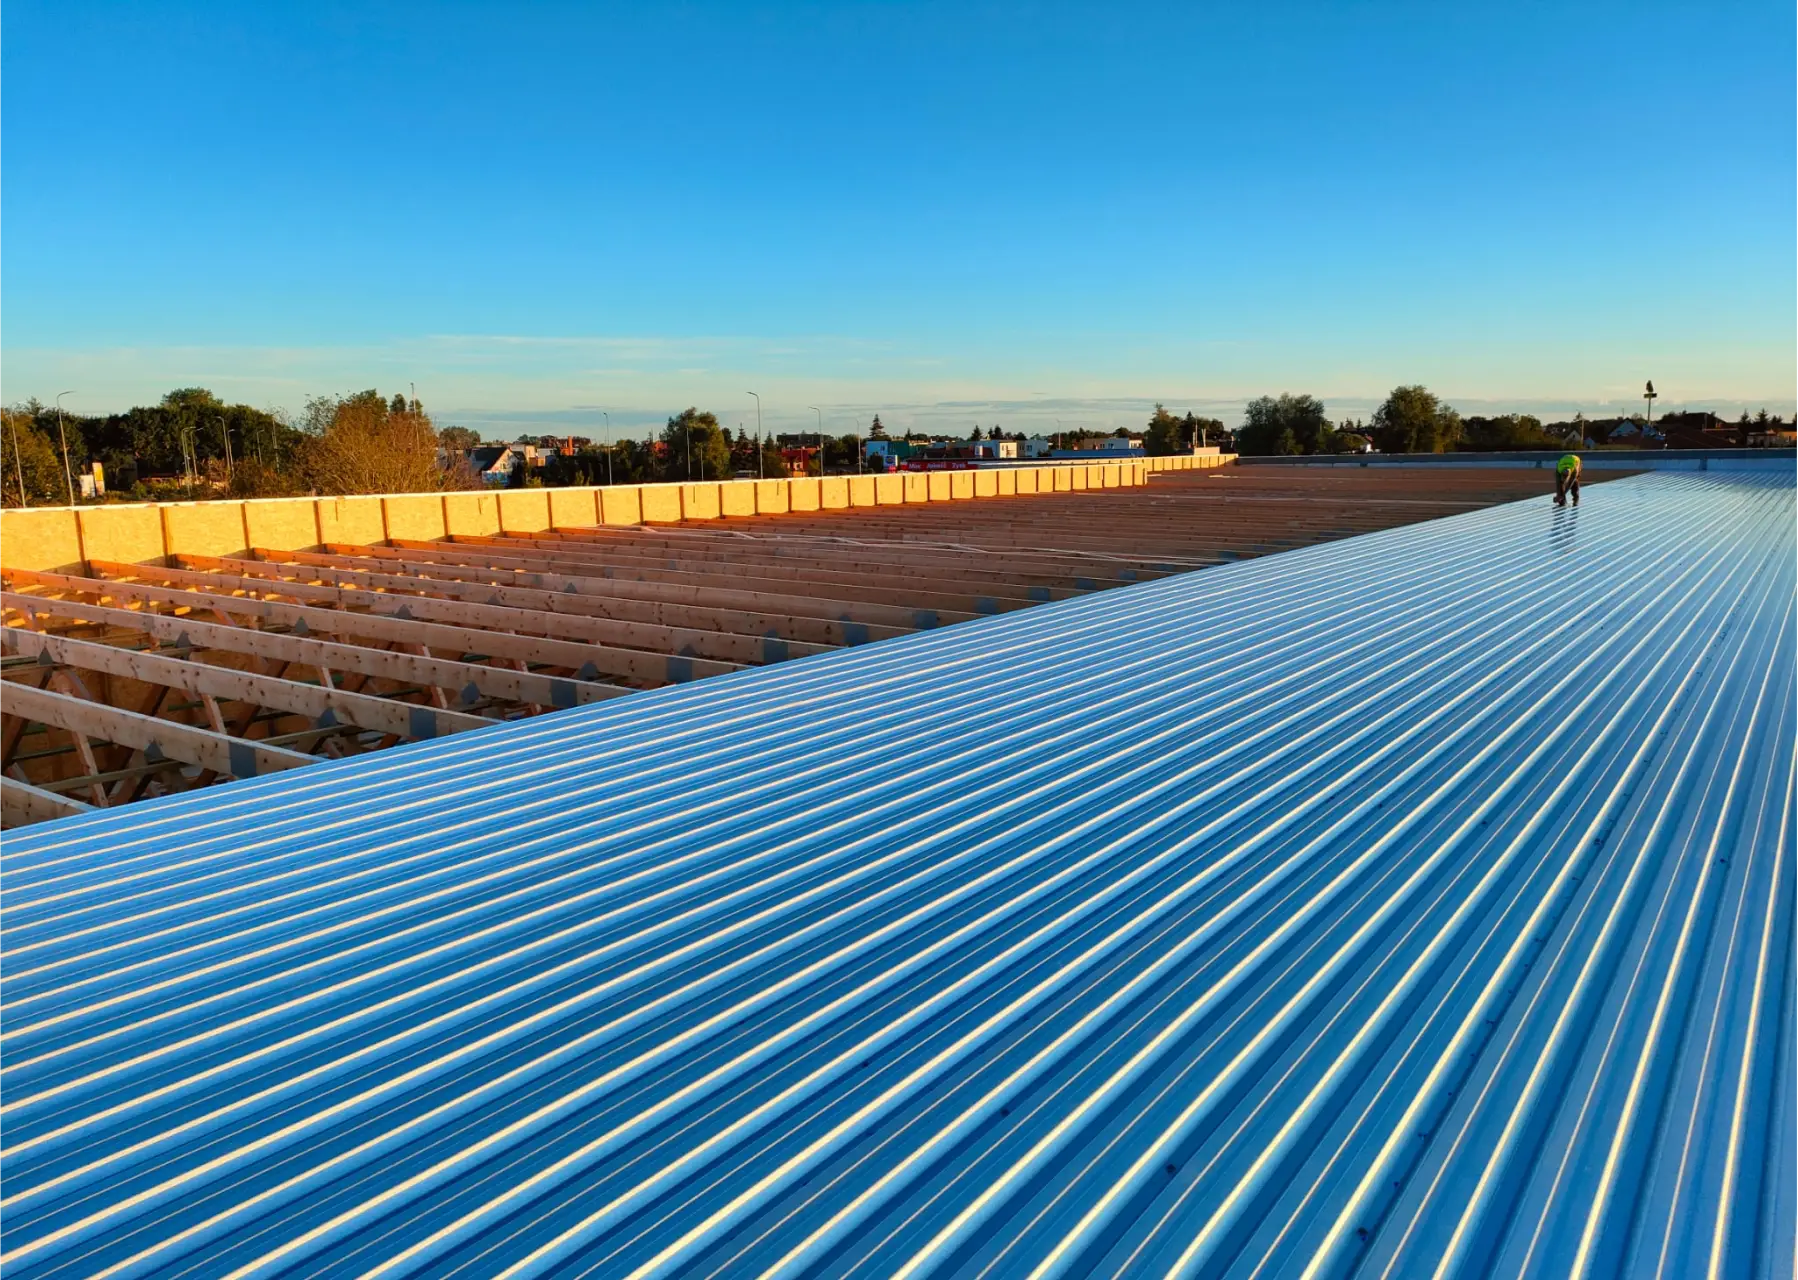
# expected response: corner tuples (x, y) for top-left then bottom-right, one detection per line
(9, 412), (28, 507)
(747, 391), (762, 480)
(54, 391), (76, 506)
(1644, 380), (1659, 447)
(809, 406), (823, 477)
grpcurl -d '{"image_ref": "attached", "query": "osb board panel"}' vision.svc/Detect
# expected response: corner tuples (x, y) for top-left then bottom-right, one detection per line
(1052, 469), (1073, 492)
(1071, 467), (1090, 490)
(383, 494), (447, 542)
(789, 478), (821, 513)
(903, 474), (929, 503)
(874, 474), (904, 505)
(600, 486), (642, 525)
(444, 492), (502, 537)
(848, 476), (877, 507)
(316, 496), (386, 547)
(819, 477), (849, 510)
(1, 508), (83, 572)
(680, 483), (722, 520)
(721, 481), (757, 517)
(79, 505), (165, 566)
(996, 469), (1017, 496)
(1100, 464), (1119, 489)
(949, 471), (975, 500)
(549, 488), (599, 529)
(639, 485), (682, 523)
(242, 498), (320, 552)
(498, 489), (551, 533)
(974, 470), (998, 498)
(1015, 469), (1039, 495)
(753, 480), (789, 515)
(163, 502), (249, 559)
(926, 473), (952, 502)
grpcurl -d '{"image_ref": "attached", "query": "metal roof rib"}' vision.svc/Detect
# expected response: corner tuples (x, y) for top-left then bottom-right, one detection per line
(1, 470), (1792, 1280)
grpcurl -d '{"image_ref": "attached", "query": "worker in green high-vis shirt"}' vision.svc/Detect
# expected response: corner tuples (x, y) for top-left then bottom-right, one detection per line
(1554, 452), (1582, 507)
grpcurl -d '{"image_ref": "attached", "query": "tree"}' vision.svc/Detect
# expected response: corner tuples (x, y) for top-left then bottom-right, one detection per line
(868, 415), (889, 440)
(1143, 405), (1184, 456)
(1238, 394), (1331, 456)
(1371, 385), (1462, 453)
(1, 407), (69, 505)
(439, 425), (482, 452)
(659, 408), (731, 481)
(1144, 405), (1222, 456)
(1460, 414), (1560, 451)
(296, 389), (473, 494)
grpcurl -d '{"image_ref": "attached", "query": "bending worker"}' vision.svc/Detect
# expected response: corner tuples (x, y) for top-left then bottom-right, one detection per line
(1554, 452), (1582, 507)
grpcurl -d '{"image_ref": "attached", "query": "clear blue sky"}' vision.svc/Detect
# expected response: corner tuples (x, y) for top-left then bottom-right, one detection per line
(4, 1), (1792, 438)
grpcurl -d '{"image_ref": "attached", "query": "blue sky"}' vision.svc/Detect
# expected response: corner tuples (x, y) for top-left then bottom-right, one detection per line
(4, 1), (1793, 438)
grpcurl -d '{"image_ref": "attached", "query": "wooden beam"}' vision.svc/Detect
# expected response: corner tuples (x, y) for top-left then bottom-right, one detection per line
(1, 593), (625, 710)
(254, 548), (897, 647)
(1, 776), (95, 828)
(5, 567), (734, 687)
(0, 629), (489, 741)
(0, 681), (316, 779)
(389, 537), (1029, 615)
(332, 543), (974, 631)
(108, 557), (816, 667)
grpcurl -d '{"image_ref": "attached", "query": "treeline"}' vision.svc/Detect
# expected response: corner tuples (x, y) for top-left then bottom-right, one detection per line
(0, 388), (480, 506)
(1228, 386), (1547, 456)
(523, 408), (805, 487)
(1224, 385), (1792, 457)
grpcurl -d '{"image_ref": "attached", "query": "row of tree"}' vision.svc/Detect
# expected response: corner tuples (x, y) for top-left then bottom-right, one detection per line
(8, 384), (1788, 506)
(1221, 387), (1792, 457)
(0, 388), (476, 506)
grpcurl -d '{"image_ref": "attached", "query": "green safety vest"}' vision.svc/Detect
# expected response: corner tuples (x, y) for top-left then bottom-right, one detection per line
(1557, 454), (1581, 475)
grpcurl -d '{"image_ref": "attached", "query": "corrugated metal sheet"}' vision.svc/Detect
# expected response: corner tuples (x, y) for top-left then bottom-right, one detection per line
(3, 469), (1792, 1280)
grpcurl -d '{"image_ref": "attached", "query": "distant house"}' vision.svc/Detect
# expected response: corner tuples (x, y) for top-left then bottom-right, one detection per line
(1052, 435), (1145, 460)
(1022, 437), (1054, 458)
(470, 445), (522, 485)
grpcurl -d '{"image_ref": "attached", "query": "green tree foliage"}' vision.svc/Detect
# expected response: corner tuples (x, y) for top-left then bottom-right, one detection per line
(1143, 405), (1229, 455)
(821, 433), (863, 472)
(1238, 394), (1331, 456)
(868, 414), (889, 440)
(438, 425), (482, 452)
(65, 389), (297, 488)
(1459, 414), (1561, 451)
(660, 408), (731, 481)
(1, 407), (72, 505)
(1372, 385), (1462, 453)
(296, 390), (473, 494)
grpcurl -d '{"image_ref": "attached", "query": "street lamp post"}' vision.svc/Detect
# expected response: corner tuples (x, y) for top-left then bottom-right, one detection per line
(809, 406), (823, 477)
(1644, 380), (1659, 447)
(54, 391), (76, 506)
(747, 391), (762, 480)
(603, 411), (613, 486)
(9, 413), (28, 507)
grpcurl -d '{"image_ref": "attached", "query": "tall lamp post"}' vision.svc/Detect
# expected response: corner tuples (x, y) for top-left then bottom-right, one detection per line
(1644, 380), (1659, 447)
(9, 412), (28, 507)
(747, 391), (762, 480)
(54, 391), (77, 506)
(808, 406), (823, 477)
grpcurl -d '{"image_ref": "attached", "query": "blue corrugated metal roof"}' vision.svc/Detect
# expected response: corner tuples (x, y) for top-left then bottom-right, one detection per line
(3, 470), (1793, 1279)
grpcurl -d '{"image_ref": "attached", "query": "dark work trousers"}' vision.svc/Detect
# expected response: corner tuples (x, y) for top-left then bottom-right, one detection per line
(1555, 471), (1581, 505)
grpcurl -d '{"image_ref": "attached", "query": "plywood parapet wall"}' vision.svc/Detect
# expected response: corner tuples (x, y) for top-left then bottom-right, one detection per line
(0, 458), (1222, 573)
